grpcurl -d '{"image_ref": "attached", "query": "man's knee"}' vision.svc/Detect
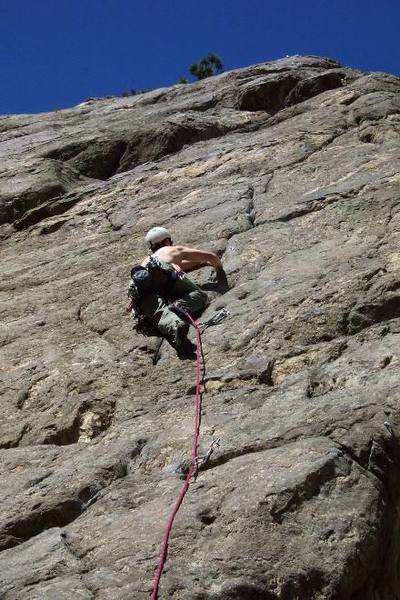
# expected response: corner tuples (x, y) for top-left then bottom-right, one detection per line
(176, 289), (208, 314)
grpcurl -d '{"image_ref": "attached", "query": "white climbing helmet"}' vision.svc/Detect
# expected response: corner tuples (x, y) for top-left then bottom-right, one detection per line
(145, 226), (171, 246)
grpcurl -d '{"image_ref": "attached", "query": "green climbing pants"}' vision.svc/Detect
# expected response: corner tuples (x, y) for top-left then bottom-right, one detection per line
(138, 273), (208, 338)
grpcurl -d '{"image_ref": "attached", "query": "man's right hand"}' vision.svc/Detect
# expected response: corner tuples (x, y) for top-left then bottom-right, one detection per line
(215, 267), (229, 293)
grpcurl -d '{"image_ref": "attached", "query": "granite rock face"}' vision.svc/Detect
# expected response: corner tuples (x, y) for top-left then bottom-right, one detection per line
(1, 55), (400, 599)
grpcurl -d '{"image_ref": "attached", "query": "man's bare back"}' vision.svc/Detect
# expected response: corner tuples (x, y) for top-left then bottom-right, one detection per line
(142, 245), (222, 273)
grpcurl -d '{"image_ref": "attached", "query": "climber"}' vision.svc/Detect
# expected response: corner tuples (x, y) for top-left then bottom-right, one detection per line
(128, 227), (229, 358)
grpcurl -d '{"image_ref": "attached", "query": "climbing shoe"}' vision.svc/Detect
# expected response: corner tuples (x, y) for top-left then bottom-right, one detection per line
(174, 322), (196, 360)
(176, 338), (197, 360)
(174, 321), (190, 349)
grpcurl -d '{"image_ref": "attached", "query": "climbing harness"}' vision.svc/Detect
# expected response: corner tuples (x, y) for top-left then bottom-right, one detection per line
(150, 313), (204, 600)
(128, 258), (193, 341)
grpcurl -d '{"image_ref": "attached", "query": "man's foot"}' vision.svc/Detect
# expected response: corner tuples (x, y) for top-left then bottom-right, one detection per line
(174, 321), (190, 349)
(176, 338), (197, 360)
(174, 321), (196, 360)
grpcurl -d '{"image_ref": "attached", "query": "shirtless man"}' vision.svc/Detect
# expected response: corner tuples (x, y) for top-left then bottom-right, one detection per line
(142, 226), (226, 275)
(133, 226), (228, 357)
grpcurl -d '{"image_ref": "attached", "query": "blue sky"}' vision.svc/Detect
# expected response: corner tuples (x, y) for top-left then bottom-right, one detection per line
(0, 0), (399, 115)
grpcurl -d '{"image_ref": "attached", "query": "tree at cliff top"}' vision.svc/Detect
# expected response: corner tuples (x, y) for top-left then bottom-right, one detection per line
(188, 53), (224, 80)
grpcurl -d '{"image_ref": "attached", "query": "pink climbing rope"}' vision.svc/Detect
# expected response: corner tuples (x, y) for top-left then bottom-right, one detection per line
(150, 314), (202, 600)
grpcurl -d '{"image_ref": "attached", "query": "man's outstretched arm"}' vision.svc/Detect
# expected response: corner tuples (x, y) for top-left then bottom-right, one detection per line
(169, 246), (222, 270)
(173, 246), (229, 291)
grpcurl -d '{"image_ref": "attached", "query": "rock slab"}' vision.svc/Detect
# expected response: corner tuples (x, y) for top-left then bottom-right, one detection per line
(1, 55), (400, 599)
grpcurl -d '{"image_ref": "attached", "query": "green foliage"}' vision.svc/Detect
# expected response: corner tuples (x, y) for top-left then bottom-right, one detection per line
(178, 77), (189, 84)
(187, 53), (224, 81)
